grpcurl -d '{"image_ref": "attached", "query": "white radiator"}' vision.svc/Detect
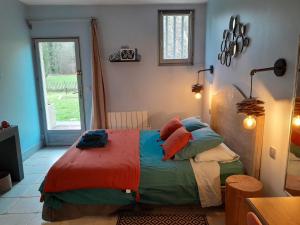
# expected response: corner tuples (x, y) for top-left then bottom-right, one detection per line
(107, 111), (150, 129)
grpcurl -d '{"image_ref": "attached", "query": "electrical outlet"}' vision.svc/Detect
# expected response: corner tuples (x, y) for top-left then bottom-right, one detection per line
(269, 147), (277, 160)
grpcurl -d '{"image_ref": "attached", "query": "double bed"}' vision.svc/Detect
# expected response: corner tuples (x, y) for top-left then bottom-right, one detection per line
(40, 86), (264, 221)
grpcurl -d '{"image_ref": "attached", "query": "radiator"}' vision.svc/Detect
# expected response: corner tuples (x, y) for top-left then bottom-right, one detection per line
(107, 111), (150, 129)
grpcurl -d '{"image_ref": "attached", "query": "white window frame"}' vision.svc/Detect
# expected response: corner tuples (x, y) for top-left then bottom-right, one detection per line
(159, 9), (195, 66)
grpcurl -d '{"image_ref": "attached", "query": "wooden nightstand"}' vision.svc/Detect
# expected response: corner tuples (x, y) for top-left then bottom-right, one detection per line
(225, 175), (263, 225)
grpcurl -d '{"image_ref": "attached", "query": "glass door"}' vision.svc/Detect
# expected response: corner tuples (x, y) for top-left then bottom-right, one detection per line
(34, 38), (85, 146)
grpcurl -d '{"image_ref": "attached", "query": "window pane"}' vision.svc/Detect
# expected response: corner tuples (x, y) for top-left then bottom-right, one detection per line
(183, 15), (189, 58)
(163, 14), (190, 60)
(38, 42), (81, 131)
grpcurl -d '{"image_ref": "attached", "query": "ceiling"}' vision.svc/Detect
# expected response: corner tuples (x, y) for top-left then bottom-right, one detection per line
(19, 0), (206, 5)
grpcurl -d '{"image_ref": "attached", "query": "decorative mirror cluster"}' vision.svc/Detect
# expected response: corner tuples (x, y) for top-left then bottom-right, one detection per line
(218, 15), (250, 67)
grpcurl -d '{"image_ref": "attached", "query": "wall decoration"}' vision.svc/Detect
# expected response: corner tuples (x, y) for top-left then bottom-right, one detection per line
(109, 46), (141, 62)
(120, 48), (136, 61)
(218, 15), (250, 67)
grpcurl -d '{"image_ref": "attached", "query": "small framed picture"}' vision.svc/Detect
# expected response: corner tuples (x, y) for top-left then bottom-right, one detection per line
(120, 48), (136, 61)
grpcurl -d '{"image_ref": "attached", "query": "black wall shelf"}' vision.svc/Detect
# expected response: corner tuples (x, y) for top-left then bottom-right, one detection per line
(109, 59), (141, 63)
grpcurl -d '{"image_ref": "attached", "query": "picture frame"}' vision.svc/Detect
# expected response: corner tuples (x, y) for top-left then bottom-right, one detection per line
(120, 48), (136, 61)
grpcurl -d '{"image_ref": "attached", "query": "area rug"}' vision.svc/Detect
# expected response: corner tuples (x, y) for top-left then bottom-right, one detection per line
(117, 212), (209, 225)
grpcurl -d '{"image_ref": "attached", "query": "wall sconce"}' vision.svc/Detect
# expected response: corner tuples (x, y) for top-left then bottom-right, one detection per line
(293, 97), (300, 127)
(192, 65), (214, 100)
(237, 58), (287, 130)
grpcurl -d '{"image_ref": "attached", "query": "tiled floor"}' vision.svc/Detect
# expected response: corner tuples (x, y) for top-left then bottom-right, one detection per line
(0, 147), (225, 225)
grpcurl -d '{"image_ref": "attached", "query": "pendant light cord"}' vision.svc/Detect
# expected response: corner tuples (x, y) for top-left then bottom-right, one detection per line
(197, 72), (200, 84)
(250, 74), (253, 99)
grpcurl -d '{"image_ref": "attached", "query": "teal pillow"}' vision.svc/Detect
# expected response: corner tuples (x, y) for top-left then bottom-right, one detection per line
(291, 143), (300, 158)
(181, 117), (208, 132)
(174, 127), (224, 160)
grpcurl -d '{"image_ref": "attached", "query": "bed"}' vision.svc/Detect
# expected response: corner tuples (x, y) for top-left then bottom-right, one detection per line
(40, 86), (264, 221)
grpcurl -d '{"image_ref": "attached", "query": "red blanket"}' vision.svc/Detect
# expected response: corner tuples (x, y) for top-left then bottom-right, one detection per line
(292, 130), (300, 146)
(44, 129), (140, 193)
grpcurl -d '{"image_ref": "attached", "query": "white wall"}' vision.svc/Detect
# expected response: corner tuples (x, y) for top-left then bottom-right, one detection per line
(27, 4), (206, 129)
(204, 0), (300, 196)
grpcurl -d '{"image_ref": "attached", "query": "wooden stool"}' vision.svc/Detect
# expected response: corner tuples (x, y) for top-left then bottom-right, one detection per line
(225, 175), (263, 225)
(285, 175), (300, 196)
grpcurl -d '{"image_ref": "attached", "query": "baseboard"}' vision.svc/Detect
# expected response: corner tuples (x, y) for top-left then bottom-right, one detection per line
(22, 142), (44, 161)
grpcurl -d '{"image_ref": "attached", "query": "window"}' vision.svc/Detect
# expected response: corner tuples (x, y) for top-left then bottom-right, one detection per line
(159, 10), (194, 65)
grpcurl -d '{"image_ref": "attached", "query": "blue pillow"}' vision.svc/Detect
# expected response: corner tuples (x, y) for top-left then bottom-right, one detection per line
(174, 127), (224, 160)
(181, 117), (208, 132)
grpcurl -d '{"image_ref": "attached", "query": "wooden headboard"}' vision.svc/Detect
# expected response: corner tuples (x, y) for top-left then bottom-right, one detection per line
(211, 86), (264, 179)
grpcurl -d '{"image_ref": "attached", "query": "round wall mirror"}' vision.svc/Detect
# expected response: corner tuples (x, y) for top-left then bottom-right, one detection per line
(229, 16), (237, 31)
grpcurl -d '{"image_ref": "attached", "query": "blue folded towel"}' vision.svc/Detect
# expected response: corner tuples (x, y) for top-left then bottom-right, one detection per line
(76, 129), (108, 149)
(82, 130), (107, 142)
(76, 139), (107, 149)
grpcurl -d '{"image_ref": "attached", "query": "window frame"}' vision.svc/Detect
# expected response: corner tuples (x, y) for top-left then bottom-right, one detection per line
(158, 9), (195, 66)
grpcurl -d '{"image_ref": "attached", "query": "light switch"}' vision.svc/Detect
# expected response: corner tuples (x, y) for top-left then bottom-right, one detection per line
(269, 147), (277, 160)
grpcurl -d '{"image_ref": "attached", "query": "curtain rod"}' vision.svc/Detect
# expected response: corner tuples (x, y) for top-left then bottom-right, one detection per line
(28, 17), (95, 22)
(26, 17), (96, 29)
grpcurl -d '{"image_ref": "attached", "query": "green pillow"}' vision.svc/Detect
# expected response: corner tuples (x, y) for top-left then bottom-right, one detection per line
(174, 127), (224, 160)
(181, 117), (208, 132)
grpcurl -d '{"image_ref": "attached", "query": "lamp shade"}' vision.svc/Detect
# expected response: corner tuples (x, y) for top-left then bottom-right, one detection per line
(192, 84), (204, 93)
(236, 98), (265, 117)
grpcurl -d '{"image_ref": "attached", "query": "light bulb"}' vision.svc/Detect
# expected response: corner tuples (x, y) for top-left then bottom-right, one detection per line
(195, 93), (202, 100)
(243, 115), (257, 130)
(293, 115), (300, 127)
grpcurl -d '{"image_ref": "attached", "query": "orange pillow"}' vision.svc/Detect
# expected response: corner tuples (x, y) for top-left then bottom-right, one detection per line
(160, 117), (183, 140)
(162, 127), (192, 160)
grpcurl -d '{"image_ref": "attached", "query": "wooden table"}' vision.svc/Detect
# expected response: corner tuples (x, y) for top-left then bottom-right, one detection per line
(225, 175), (263, 225)
(247, 197), (300, 225)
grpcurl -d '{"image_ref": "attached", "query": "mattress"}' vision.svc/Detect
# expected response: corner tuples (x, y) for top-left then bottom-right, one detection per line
(40, 130), (244, 209)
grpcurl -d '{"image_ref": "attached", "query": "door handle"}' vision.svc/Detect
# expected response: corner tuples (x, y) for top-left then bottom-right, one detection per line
(77, 70), (82, 76)
(76, 70), (83, 98)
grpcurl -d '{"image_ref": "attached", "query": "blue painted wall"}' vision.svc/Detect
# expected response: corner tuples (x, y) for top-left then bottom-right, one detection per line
(0, 0), (41, 154)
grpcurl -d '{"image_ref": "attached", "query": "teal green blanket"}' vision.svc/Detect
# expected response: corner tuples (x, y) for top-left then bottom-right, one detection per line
(291, 143), (300, 158)
(41, 130), (244, 209)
